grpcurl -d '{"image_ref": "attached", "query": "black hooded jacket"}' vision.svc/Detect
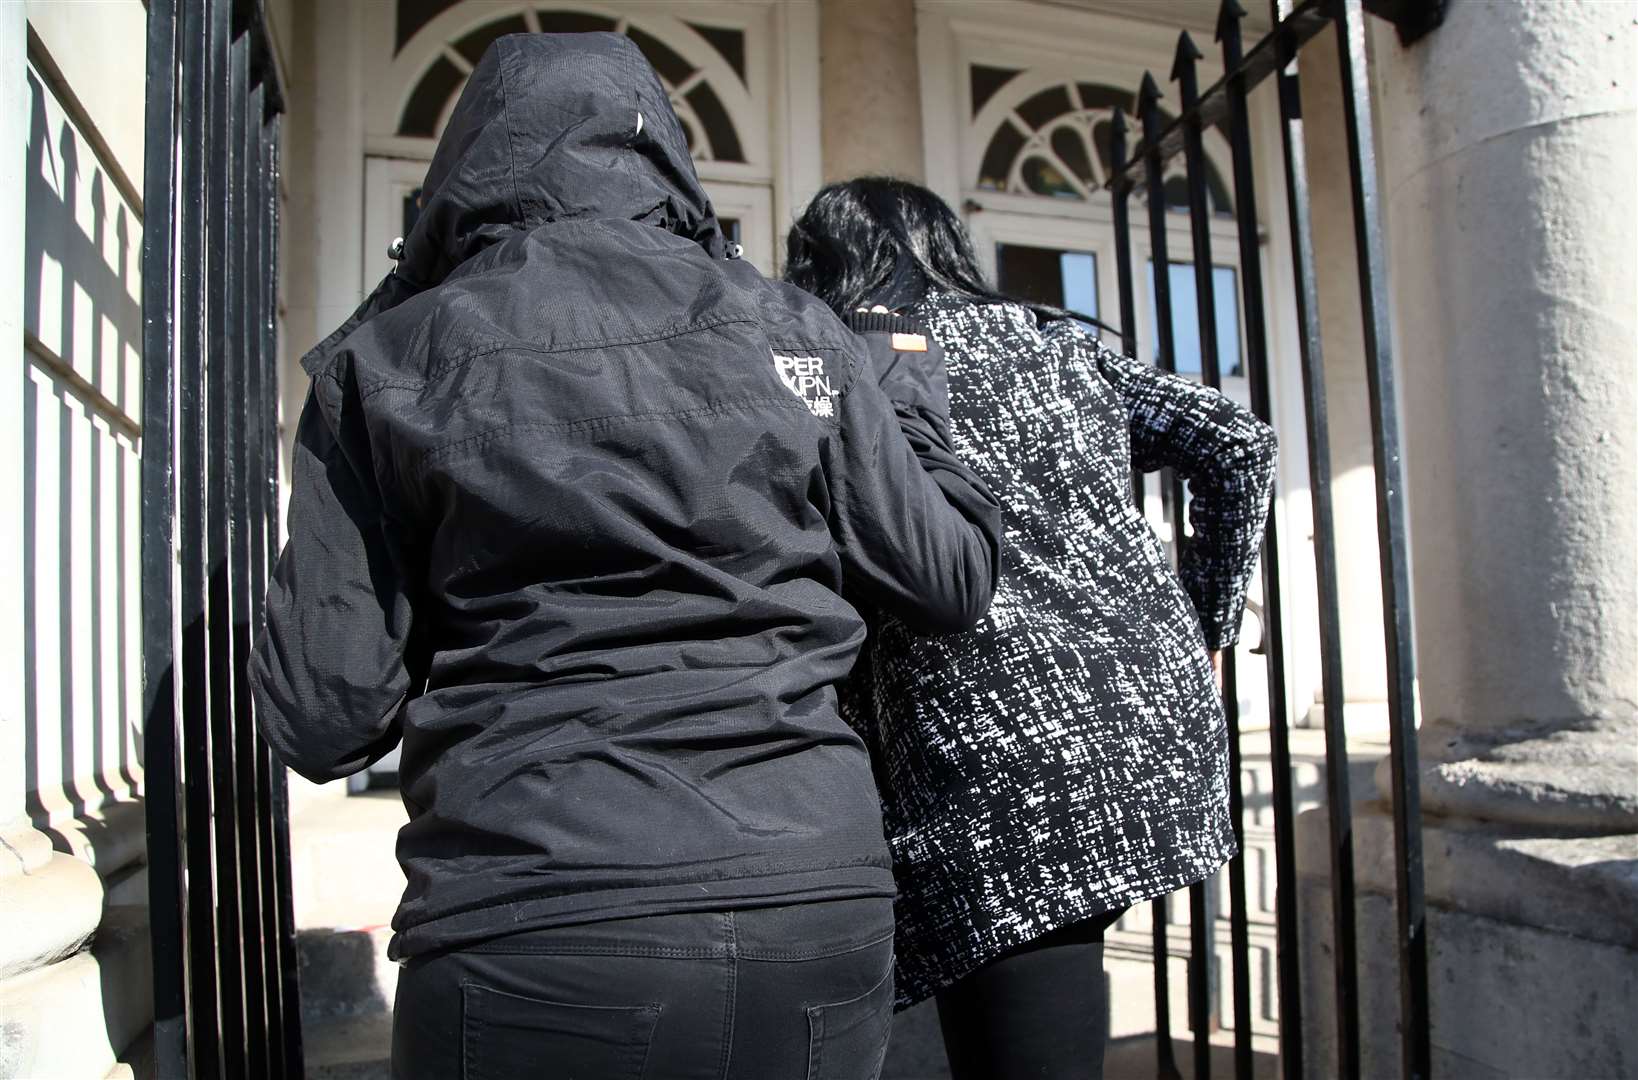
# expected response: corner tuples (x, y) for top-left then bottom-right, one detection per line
(249, 34), (1001, 957)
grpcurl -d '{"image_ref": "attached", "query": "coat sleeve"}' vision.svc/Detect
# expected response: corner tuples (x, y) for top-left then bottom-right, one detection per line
(823, 317), (1002, 635)
(250, 364), (417, 783)
(1080, 335), (1277, 650)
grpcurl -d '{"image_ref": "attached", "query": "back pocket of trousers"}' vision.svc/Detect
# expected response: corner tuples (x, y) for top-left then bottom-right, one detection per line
(462, 982), (660, 1080)
(806, 964), (894, 1080)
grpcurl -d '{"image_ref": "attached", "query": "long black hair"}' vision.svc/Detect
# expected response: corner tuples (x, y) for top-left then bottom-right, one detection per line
(783, 177), (1119, 335)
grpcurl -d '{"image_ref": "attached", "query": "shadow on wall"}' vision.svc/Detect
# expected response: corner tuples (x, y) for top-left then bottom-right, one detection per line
(21, 64), (145, 852)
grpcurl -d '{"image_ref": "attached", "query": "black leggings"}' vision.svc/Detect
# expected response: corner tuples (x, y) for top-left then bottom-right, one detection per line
(935, 909), (1125, 1080)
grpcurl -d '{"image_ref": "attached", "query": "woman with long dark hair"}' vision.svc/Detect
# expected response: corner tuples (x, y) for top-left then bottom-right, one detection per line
(252, 44), (1001, 1079)
(787, 177), (1277, 1079)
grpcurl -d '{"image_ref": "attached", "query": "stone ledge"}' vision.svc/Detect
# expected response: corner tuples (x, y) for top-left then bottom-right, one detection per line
(1394, 716), (1638, 833)
(0, 818), (57, 877)
(1297, 801), (1638, 951)
(0, 846), (104, 981)
(0, 905), (152, 1079)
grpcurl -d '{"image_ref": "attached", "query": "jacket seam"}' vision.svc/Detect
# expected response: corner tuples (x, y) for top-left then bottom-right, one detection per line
(496, 37), (526, 229)
(357, 314), (764, 400)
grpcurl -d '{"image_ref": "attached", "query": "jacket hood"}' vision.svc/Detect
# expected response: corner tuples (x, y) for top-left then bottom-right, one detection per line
(402, 32), (725, 287)
(302, 32), (723, 375)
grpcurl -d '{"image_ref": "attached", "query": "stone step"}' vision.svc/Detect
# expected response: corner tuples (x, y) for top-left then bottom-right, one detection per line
(288, 790), (408, 932)
(297, 925), (397, 1025)
(304, 1011), (393, 1079)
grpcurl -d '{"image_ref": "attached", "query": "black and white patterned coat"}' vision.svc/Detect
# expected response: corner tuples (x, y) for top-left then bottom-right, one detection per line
(850, 293), (1277, 1007)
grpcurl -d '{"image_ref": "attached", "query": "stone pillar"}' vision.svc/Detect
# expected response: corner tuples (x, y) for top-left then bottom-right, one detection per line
(818, 0), (925, 184)
(1298, 3), (1638, 1077)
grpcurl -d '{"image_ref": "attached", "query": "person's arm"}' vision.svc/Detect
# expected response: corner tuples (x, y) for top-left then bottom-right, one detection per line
(250, 363), (418, 783)
(819, 319), (1001, 635)
(1076, 333), (1276, 650)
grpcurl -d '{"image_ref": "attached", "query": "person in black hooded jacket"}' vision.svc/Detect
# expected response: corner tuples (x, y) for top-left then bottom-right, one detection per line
(249, 34), (1001, 1080)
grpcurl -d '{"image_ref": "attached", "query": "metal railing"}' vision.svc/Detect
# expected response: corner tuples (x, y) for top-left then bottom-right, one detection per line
(1104, 1), (1438, 1077)
(140, 0), (301, 1076)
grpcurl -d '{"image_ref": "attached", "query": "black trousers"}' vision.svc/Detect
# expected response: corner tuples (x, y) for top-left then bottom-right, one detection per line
(935, 909), (1126, 1080)
(392, 896), (896, 1080)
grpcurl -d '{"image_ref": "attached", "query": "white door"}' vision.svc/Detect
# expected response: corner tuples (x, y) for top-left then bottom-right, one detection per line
(704, 181), (776, 277)
(362, 156), (431, 296)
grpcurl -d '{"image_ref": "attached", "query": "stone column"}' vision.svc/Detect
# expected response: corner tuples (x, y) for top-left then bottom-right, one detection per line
(1298, 3), (1638, 1077)
(818, 0), (925, 184)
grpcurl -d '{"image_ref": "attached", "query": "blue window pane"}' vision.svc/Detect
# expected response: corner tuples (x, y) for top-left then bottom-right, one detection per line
(1060, 251), (1097, 321)
(996, 243), (1100, 336)
(1146, 261), (1243, 377)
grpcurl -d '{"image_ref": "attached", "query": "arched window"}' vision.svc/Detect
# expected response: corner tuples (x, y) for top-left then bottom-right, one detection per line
(355, 1), (802, 276)
(395, 6), (749, 164)
(970, 66), (1232, 215)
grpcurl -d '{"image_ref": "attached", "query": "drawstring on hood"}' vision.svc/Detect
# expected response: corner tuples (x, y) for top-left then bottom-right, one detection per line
(302, 32), (724, 375)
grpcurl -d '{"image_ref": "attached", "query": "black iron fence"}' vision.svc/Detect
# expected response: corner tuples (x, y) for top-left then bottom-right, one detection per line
(1104, 0), (1437, 1077)
(140, 0), (301, 1076)
(131, 0), (1441, 1076)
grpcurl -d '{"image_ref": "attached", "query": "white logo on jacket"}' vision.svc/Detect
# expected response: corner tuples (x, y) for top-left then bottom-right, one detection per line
(772, 352), (836, 418)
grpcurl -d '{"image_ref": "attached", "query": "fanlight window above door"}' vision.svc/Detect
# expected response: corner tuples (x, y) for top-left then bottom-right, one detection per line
(397, 7), (748, 164)
(971, 67), (1232, 215)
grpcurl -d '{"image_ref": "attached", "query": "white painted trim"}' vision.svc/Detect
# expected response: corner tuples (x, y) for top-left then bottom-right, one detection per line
(1, 1), (27, 818)
(310, 0), (367, 342)
(915, 8), (962, 209)
(772, 0), (821, 237)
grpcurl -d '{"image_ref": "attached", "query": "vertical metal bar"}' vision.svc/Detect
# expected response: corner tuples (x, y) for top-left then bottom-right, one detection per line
(227, 31), (271, 1077)
(1270, 2), (1362, 1074)
(175, 0), (226, 1072)
(1108, 108), (1149, 511)
(1137, 74), (1186, 1080)
(1213, 5), (1280, 1077)
(262, 114), (307, 1078)
(1138, 72), (1191, 565)
(139, 1), (186, 1073)
(203, 0), (248, 1070)
(244, 75), (287, 1080)
(1110, 108), (1141, 364)
(1219, 647), (1253, 1080)
(1331, 2), (1430, 1075)
(1187, 21), (1309, 1080)
(1172, 33), (1222, 1080)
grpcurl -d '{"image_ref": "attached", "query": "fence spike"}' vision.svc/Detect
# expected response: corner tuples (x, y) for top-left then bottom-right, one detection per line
(1139, 70), (1164, 110)
(1218, 0), (1248, 69)
(1171, 30), (1204, 87)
